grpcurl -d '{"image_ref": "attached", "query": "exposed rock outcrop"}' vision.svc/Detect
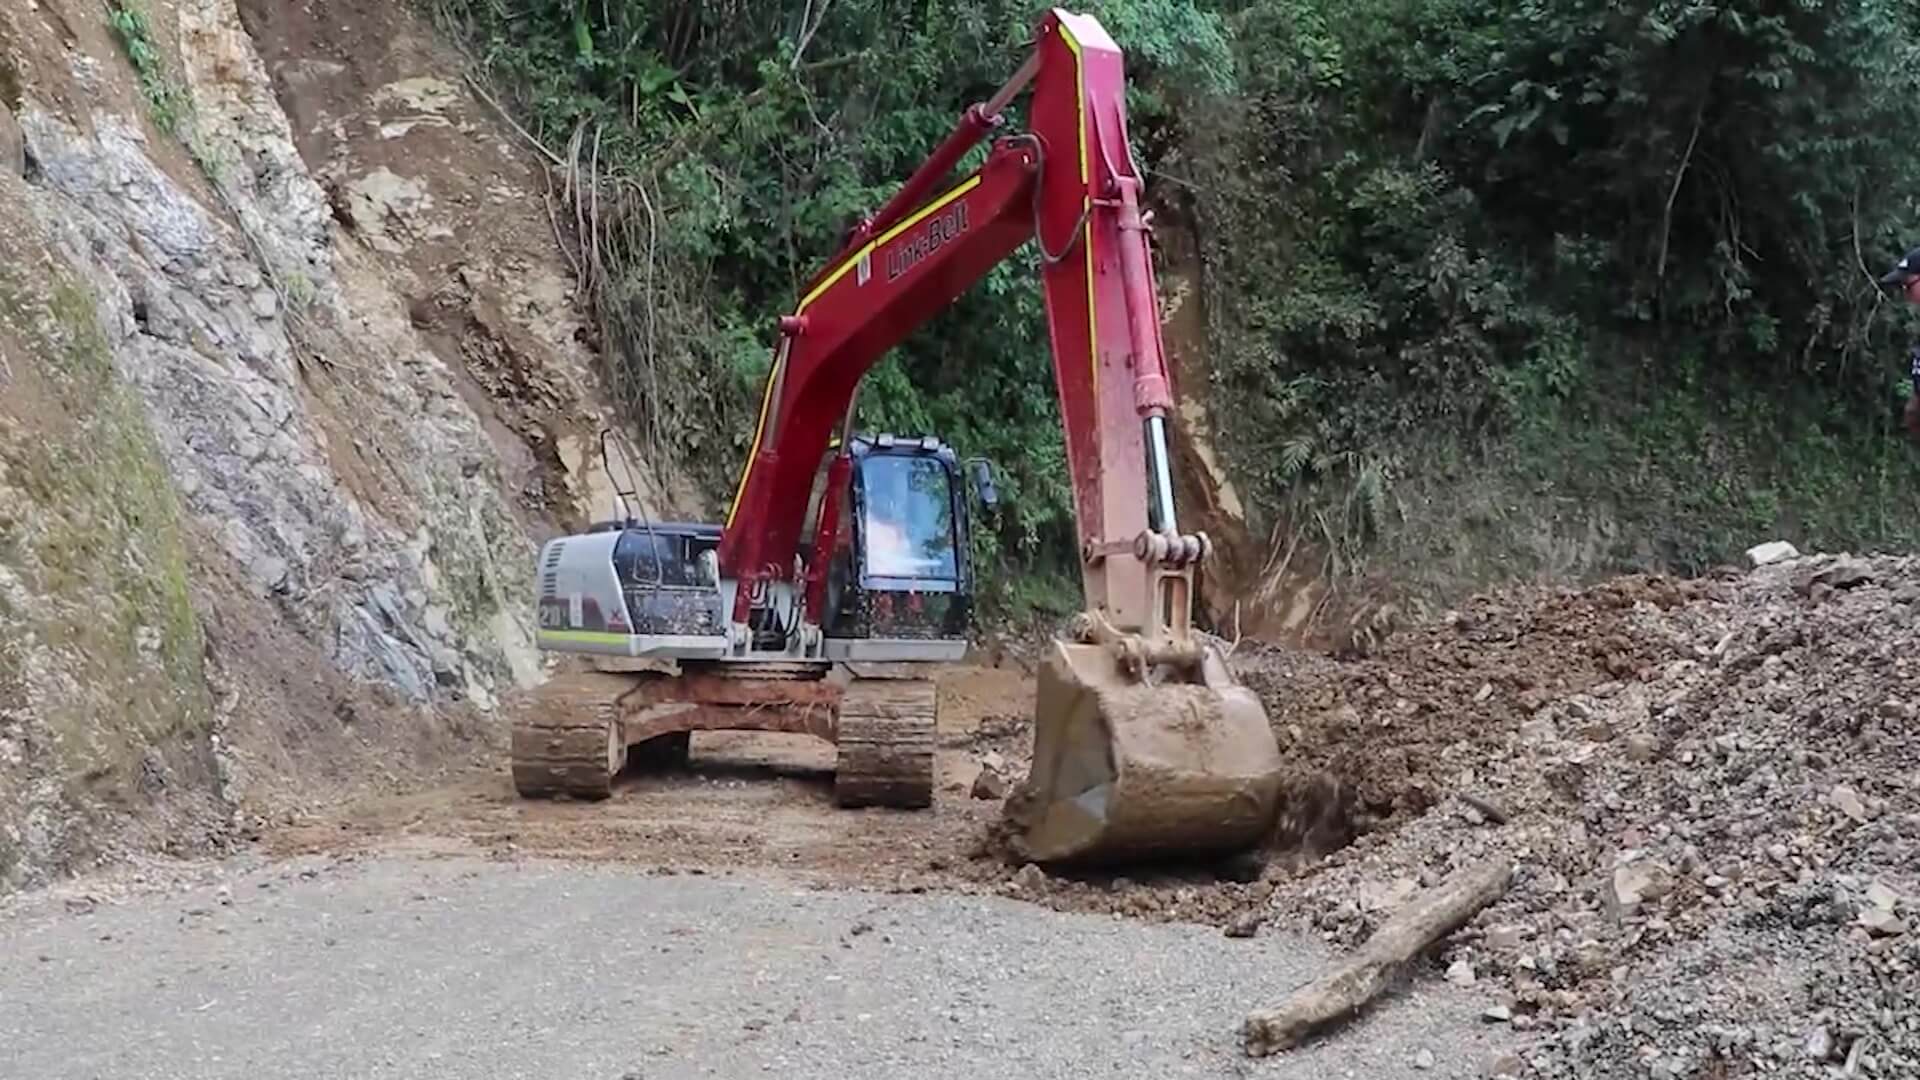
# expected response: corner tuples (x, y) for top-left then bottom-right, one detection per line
(0, 0), (673, 889)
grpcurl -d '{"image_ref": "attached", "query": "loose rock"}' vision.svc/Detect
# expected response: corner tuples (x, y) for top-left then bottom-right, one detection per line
(1747, 540), (1800, 567)
(1608, 859), (1674, 916)
(1010, 864), (1046, 893)
(1624, 732), (1660, 762)
(1829, 785), (1869, 824)
(1223, 911), (1264, 939)
(970, 765), (1007, 801)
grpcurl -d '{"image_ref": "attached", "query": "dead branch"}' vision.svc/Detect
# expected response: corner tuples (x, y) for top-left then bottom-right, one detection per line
(1456, 791), (1510, 826)
(463, 73), (565, 168)
(1242, 858), (1514, 1056)
(542, 168), (582, 282)
(1656, 96), (1706, 286)
(791, 0), (833, 71)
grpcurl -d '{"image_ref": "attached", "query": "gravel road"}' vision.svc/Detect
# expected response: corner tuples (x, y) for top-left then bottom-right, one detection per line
(0, 853), (1513, 1079)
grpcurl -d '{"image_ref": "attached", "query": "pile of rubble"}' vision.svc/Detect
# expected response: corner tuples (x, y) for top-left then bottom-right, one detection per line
(1235, 552), (1920, 1077)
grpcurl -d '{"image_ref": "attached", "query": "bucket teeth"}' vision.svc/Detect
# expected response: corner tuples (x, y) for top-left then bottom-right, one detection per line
(1007, 638), (1283, 865)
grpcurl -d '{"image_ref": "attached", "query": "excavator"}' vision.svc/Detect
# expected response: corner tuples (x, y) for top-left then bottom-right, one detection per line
(513, 7), (1284, 865)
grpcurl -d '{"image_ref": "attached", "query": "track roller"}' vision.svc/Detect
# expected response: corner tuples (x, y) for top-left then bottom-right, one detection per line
(832, 677), (936, 809)
(510, 672), (633, 800)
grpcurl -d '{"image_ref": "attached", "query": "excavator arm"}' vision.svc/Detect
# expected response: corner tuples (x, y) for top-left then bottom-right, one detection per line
(716, 10), (1206, 646)
(713, 9), (1283, 865)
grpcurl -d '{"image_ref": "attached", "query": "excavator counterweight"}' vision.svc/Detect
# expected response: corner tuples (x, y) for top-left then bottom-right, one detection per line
(517, 7), (1284, 866)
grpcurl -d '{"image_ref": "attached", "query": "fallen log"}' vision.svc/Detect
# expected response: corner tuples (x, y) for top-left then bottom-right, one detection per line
(1242, 857), (1515, 1056)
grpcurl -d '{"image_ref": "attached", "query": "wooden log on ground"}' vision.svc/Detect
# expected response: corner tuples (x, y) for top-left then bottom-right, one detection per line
(1242, 857), (1515, 1056)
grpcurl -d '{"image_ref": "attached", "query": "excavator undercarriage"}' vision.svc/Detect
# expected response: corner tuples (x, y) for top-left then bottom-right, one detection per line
(510, 663), (936, 808)
(512, 8), (1285, 867)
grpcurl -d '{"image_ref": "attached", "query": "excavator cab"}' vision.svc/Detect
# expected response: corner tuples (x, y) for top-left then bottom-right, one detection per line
(823, 435), (976, 646)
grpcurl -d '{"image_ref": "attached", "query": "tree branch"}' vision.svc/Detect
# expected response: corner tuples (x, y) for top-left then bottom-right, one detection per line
(1656, 94), (1707, 287)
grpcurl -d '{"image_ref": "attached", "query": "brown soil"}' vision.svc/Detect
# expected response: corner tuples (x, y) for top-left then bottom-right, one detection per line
(263, 663), (1032, 888)
(1239, 573), (1723, 848)
(257, 571), (1727, 929)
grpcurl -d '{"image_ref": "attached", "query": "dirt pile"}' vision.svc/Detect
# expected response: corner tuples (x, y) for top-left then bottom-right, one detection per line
(1234, 555), (1919, 1078)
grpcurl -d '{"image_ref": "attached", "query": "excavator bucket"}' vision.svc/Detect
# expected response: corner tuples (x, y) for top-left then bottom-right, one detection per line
(1007, 637), (1284, 866)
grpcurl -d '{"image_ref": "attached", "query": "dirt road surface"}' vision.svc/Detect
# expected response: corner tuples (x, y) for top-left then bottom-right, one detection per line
(0, 852), (1514, 1079)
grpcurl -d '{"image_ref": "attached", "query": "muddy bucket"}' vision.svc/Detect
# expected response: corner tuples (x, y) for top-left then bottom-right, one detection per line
(1007, 638), (1283, 865)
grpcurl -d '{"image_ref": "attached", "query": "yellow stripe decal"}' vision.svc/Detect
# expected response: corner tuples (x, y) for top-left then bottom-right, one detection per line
(797, 175), (984, 313)
(727, 173), (986, 526)
(538, 629), (633, 646)
(726, 351), (782, 528)
(1058, 25), (1098, 395)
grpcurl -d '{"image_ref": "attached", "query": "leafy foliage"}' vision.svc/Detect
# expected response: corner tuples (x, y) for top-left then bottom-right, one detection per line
(106, 1), (191, 135)
(1187, 0), (1920, 587)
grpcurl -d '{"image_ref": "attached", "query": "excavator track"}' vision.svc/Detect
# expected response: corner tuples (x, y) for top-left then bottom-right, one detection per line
(510, 672), (635, 800)
(832, 677), (936, 810)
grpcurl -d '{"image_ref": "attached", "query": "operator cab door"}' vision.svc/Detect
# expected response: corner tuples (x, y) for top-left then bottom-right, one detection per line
(828, 435), (973, 642)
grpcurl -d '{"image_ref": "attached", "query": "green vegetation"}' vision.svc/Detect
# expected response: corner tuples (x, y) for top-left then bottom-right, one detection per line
(106, 1), (191, 136)
(430, 0), (1920, 616)
(1189, 0), (1920, 591)
(0, 255), (210, 793)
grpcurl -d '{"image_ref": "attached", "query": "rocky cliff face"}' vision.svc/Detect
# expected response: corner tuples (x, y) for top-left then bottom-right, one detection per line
(0, 0), (675, 890)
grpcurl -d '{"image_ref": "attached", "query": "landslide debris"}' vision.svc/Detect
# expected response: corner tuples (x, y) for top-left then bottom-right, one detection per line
(1228, 554), (1919, 1078)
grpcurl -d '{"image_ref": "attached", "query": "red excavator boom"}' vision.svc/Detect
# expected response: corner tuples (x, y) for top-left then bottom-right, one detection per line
(519, 8), (1283, 866)
(716, 9), (1202, 643)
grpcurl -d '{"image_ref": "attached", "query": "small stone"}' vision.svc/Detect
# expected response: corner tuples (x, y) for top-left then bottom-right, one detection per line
(1703, 874), (1731, 893)
(0, 100), (21, 180)
(1859, 908), (1907, 937)
(1486, 1051), (1524, 1078)
(1446, 959), (1477, 987)
(1011, 864), (1047, 892)
(1812, 560), (1873, 590)
(1224, 911), (1264, 939)
(1830, 785), (1870, 824)
(1746, 540), (1800, 567)
(1625, 733), (1660, 762)
(970, 766), (1007, 801)
(1413, 1048), (1436, 1071)
(1806, 1025), (1834, 1061)
(1485, 925), (1526, 950)
(1610, 860), (1674, 915)
(250, 554), (291, 593)
(1866, 882), (1899, 911)
(1482, 1004), (1512, 1023)
(249, 288), (280, 319)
